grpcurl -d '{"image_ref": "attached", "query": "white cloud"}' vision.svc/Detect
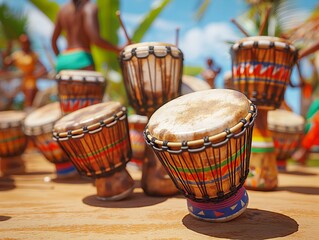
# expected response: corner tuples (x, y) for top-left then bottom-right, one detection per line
(180, 22), (239, 65)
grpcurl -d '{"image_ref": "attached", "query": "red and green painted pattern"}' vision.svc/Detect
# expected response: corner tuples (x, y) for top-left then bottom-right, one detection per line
(35, 138), (69, 163)
(0, 133), (27, 156)
(164, 144), (247, 185)
(59, 96), (102, 115)
(66, 136), (130, 165)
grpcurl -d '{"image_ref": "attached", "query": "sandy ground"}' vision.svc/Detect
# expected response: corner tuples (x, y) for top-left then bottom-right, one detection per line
(0, 149), (319, 240)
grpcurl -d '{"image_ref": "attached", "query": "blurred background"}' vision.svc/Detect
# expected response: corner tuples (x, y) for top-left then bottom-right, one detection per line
(0, 0), (318, 114)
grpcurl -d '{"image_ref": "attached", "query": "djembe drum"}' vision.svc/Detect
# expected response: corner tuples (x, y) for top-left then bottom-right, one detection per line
(128, 114), (148, 168)
(120, 42), (183, 196)
(144, 89), (256, 222)
(0, 111), (28, 175)
(56, 70), (106, 115)
(53, 102), (134, 200)
(231, 36), (298, 190)
(24, 102), (78, 178)
(268, 109), (305, 171)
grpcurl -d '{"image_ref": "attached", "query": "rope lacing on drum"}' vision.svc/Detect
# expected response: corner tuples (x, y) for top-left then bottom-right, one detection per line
(181, 141), (188, 151)
(67, 130), (72, 139)
(100, 120), (106, 127)
(225, 128), (234, 138)
(113, 114), (119, 121)
(269, 42), (275, 48)
(82, 126), (89, 133)
(162, 140), (169, 151)
(253, 41), (258, 48)
(131, 48), (137, 57)
(166, 46), (171, 54)
(149, 46), (154, 54)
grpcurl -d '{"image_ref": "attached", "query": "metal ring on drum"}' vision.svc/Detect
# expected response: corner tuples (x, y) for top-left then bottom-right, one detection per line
(144, 89), (257, 222)
(53, 102), (134, 201)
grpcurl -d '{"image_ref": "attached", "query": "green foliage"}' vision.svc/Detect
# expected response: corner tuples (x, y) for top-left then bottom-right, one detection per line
(0, 4), (27, 41)
(132, 0), (171, 43)
(29, 0), (59, 22)
(194, 0), (211, 21)
(183, 65), (204, 76)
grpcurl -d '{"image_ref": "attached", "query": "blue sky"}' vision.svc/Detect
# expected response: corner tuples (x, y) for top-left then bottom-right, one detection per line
(1, 0), (318, 113)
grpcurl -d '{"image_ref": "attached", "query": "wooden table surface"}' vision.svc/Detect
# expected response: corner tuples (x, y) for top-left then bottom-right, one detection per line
(1, 149), (319, 240)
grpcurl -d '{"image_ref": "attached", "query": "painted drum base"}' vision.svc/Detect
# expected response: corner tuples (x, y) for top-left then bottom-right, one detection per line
(0, 156), (25, 176)
(55, 162), (78, 179)
(245, 152), (278, 191)
(187, 187), (248, 222)
(277, 159), (287, 172)
(95, 169), (135, 201)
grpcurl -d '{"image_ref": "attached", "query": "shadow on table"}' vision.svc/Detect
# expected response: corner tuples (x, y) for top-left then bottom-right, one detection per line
(182, 208), (298, 240)
(82, 191), (168, 208)
(277, 186), (319, 195)
(0, 216), (11, 222)
(0, 177), (16, 191)
(52, 175), (93, 184)
(279, 170), (317, 176)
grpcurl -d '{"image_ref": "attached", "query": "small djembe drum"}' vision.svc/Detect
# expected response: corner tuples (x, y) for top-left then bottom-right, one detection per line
(128, 114), (148, 168)
(53, 102), (134, 200)
(0, 111), (28, 175)
(120, 42), (184, 196)
(231, 36), (298, 190)
(144, 89), (256, 222)
(55, 70), (106, 115)
(268, 109), (305, 171)
(23, 102), (78, 178)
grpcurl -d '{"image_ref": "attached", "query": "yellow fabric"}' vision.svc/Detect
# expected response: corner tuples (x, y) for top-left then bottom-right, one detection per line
(12, 51), (38, 90)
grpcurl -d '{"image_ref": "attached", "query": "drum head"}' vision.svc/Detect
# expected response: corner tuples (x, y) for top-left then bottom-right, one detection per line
(24, 102), (61, 135)
(181, 75), (211, 95)
(53, 101), (123, 133)
(0, 111), (26, 128)
(268, 109), (305, 133)
(148, 89), (251, 142)
(56, 70), (105, 82)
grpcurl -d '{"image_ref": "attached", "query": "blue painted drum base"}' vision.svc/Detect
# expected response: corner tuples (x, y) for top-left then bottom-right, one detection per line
(187, 187), (249, 222)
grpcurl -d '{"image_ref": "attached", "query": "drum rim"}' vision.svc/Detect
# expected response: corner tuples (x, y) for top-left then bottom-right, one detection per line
(121, 42), (183, 60)
(231, 36), (297, 53)
(56, 70), (106, 82)
(0, 111), (26, 128)
(144, 102), (257, 149)
(52, 106), (127, 141)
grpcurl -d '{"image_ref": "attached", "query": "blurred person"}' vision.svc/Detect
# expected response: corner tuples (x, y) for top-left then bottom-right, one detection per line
(51, 0), (123, 73)
(201, 58), (221, 88)
(4, 34), (47, 109)
(292, 99), (319, 164)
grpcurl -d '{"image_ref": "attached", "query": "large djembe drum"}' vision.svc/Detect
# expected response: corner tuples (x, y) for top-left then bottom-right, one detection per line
(231, 36), (298, 190)
(144, 89), (256, 222)
(56, 70), (106, 115)
(120, 42), (184, 196)
(0, 111), (28, 175)
(268, 109), (305, 171)
(53, 102), (134, 200)
(24, 102), (78, 178)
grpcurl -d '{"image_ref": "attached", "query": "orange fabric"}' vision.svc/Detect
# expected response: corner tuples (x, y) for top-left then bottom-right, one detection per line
(302, 112), (319, 150)
(303, 82), (313, 99)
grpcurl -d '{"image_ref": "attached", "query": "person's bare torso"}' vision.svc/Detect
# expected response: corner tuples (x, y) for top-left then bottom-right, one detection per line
(59, 2), (92, 51)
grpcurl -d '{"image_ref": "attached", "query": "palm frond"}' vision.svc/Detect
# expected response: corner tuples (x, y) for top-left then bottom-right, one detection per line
(0, 4), (27, 40)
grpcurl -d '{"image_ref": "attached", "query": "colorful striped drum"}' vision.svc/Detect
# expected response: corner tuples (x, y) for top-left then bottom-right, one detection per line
(231, 36), (298, 110)
(53, 102), (134, 200)
(268, 109), (305, 171)
(56, 70), (106, 115)
(144, 89), (256, 222)
(0, 111), (27, 158)
(120, 42), (183, 117)
(23, 102), (77, 178)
